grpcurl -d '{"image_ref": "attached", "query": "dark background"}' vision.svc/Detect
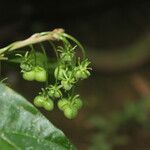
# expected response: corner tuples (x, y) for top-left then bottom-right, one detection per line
(1, 0), (150, 48)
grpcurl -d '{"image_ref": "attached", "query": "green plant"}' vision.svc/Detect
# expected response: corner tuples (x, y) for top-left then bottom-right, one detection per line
(0, 28), (91, 118)
(0, 28), (91, 149)
(0, 83), (75, 150)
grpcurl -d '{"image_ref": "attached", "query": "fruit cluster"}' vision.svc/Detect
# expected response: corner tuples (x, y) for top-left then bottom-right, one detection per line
(19, 34), (91, 119)
(22, 66), (47, 82)
(58, 95), (83, 119)
(19, 52), (47, 82)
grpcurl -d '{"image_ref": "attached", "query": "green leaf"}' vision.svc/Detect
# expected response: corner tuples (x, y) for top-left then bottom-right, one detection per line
(0, 83), (76, 150)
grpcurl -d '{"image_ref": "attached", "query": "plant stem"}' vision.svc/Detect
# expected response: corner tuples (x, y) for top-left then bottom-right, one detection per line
(61, 33), (86, 59)
(30, 45), (36, 66)
(40, 43), (49, 87)
(0, 28), (64, 57)
(48, 41), (59, 59)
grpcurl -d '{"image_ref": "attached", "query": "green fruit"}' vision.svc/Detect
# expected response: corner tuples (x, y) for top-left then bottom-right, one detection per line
(54, 66), (65, 80)
(57, 99), (69, 111)
(54, 91), (62, 98)
(43, 99), (54, 111)
(34, 95), (45, 107)
(60, 53), (73, 62)
(23, 70), (35, 81)
(64, 107), (78, 119)
(74, 59), (91, 80)
(73, 98), (83, 109)
(74, 70), (82, 80)
(48, 89), (55, 97)
(74, 69), (90, 80)
(61, 80), (73, 91)
(48, 89), (62, 98)
(81, 70), (90, 79)
(35, 67), (47, 82)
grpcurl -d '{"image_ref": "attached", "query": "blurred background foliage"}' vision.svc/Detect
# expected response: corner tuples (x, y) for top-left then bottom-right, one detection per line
(1, 0), (150, 149)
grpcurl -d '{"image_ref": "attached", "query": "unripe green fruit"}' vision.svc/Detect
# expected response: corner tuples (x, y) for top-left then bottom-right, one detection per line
(81, 70), (90, 79)
(54, 91), (62, 98)
(74, 69), (90, 80)
(48, 89), (62, 98)
(73, 98), (83, 109)
(34, 95), (45, 107)
(60, 53), (73, 62)
(57, 99), (69, 111)
(43, 99), (54, 111)
(23, 70), (35, 81)
(64, 107), (78, 119)
(35, 67), (47, 82)
(54, 66), (65, 80)
(74, 70), (82, 80)
(61, 80), (73, 91)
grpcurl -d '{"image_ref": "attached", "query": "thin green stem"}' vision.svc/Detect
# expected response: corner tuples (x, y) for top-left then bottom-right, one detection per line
(71, 86), (75, 98)
(61, 36), (71, 48)
(40, 43), (48, 87)
(48, 41), (59, 59)
(61, 33), (86, 59)
(55, 66), (59, 85)
(30, 45), (36, 66)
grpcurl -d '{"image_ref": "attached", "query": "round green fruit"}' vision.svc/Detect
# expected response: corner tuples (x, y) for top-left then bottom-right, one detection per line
(61, 80), (73, 91)
(73, 98), (83, 109)
(43, 99), (54, 111)
(48, 89), (62, 98)
(57, 99), (69, 111)
(54, 66), (65, 80)
(35, 67), (47, 82)
(81, 70), (90, 79)
(34, 95), (45, 107)
(23, 70), (35, 81)
(74, 69), (90, 80)
(64, 107), (78, 119)
(60, 53), (73, 62)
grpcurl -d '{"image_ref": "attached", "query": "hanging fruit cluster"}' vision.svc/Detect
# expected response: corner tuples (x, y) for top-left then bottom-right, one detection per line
(18, 33), (91, 119)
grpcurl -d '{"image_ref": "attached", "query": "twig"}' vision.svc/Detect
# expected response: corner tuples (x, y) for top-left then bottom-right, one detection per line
(0, 28), (64, 56)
